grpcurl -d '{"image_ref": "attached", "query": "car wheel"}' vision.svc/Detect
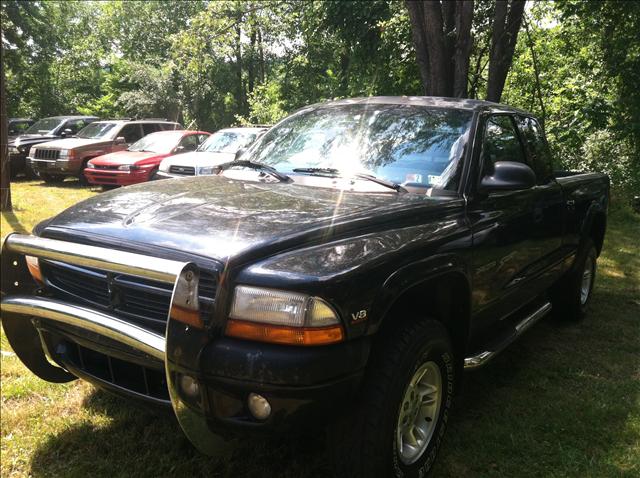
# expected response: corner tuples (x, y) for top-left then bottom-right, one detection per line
(78, 162), (91, 186)
(25, 163), (38, 180)
(331, 319), (455, 478)
(40, 173), (64, 184)
(551, 238), (598, 321)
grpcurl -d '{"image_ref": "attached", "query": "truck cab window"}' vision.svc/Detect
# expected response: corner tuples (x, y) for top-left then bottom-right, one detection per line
(481, 115), (528, 176)
(517, 116), (554, 184)
(120, 124), (143, 144)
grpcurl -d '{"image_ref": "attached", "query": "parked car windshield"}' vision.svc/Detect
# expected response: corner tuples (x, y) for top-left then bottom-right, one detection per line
(198, 130), (257, 153)
(24, 118), (63, 135)
(128, 132), (183, 154)
(76, 122), (118, 139)
(245, 104), (473, 191)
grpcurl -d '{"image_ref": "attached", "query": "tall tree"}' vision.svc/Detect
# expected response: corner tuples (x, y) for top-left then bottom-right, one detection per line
(406, 0), (524, 102)
(1, 39), (10, 211)
(486, 0), (525, 101)
(405, 0), (474, 97)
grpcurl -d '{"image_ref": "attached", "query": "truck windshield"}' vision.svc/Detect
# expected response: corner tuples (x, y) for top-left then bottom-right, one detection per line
(129, 132), (183, 153)
(24, 118), (63, 135)
(198, 131), (256, 153)
(76, 123), (118, 139)
(245, 104), (473, 191)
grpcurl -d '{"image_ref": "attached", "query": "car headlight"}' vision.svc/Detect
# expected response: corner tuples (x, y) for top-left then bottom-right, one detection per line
(58, 149), (69, 159)
(118, 164), (140, 171)
(197, 166), (216, 175)
(226, 286), (344, 346)
(159, 162), (169, 172)
(85, 162), (95, 169)
(8, 146), (19, 154)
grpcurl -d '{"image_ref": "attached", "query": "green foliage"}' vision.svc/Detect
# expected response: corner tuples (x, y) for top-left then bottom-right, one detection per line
(1, 0), (639, 194)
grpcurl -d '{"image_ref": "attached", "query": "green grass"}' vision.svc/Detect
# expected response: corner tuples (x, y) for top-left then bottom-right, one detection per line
(1, 181), (639, 477)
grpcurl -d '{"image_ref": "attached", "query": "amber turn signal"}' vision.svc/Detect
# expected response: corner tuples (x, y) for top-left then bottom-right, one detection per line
(170, 304), (204, 329)
(25, 255), (44, 285)
(225, 319), (344, 346)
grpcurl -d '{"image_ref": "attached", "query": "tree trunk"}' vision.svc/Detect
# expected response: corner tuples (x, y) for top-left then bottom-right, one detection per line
(406, 1), (430, 95)
(257, 27), (265, 84)
(405, 0), (474, 98)
(235, 19), (246, 114)
(486, 0), (525, 102)
(453, 1), (474, 97)
(1, 40), (11, 212)
(248, 26), (256, 94)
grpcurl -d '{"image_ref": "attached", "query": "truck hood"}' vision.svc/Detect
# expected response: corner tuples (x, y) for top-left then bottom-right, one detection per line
(91, 150), (161, 166)
(40, 176), (456, 263)
(160, 151), (234, 171)
(35, 138), (112, 150)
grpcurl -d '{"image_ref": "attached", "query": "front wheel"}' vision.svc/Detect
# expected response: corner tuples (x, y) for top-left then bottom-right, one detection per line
(39, 173), (65, 184)
(331, 320), (455, 478)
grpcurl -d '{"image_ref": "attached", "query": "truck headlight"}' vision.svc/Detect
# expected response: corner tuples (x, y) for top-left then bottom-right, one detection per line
(197, 166), (215, 175)
(226, 286), (344, 345)
(86, 161), (95, 169)
(58, 149), (69, 159)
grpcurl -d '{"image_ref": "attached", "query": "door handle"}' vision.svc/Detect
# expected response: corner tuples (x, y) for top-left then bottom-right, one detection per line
(566, 199), (575, 212)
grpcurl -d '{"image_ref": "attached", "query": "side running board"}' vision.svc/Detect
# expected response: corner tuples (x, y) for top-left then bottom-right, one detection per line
(464, 302), (552, 370)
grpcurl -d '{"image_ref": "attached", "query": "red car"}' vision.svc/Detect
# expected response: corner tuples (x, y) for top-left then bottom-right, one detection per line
(84, 130), (210, 186)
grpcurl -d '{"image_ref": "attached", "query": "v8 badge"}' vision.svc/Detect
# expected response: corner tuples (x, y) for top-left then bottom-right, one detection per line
(350, 309), (368, 323)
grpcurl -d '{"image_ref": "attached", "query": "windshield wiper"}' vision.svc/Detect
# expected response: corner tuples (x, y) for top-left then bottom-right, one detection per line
(292, 168), (407, 193)
(218, 160), (291, 182)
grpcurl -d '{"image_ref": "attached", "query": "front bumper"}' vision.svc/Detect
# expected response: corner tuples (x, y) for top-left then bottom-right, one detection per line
(28, 158), (76, 175)
(0, 234), (366, 453)
(84, 167), (154, 186)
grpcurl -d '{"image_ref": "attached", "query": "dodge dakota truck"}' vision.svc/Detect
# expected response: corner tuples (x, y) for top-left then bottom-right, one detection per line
(0, 97), (609, 478)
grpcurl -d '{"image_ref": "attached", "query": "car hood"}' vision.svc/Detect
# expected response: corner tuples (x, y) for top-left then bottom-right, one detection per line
(160, 151), (234, 170)
(35, 138), (112, 150)
(12, 134), (60, 147)
(40, 176), (457, 263)
(91, 151), (161, 165)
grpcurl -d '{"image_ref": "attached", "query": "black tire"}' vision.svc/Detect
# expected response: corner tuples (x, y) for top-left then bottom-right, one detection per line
(78, 161), (91, 186)
(39, 173), (64, 184)
(24, 163), (38, 180)
(331, 319), (455, 478)
(551, 238), (597, 321)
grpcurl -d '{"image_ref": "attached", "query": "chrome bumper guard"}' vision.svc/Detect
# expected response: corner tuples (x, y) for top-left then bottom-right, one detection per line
(0, 233), (228, 456)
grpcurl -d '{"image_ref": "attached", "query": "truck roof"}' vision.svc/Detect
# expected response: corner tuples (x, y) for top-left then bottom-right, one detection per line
(315, 96), (533, 116)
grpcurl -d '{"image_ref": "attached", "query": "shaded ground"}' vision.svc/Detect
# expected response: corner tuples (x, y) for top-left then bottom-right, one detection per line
(1, 182), (638, 477)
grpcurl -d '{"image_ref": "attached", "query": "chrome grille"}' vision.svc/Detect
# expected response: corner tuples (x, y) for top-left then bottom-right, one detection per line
(41, 260), (217, 334)
(33, 149), (60, 160)
(169, 165), (195, 175)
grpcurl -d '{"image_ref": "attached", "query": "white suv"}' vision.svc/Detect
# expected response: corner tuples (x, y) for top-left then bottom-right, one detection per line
(156, 127), (267, 178)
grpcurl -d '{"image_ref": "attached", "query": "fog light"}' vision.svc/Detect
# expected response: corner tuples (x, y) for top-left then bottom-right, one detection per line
(247, 393), (271, 420)
(179, 374), (200, 398)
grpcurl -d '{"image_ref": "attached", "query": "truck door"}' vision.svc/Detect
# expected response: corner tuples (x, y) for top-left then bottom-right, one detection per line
(466, 114), (546, 329)
(514, 116), (567, 290)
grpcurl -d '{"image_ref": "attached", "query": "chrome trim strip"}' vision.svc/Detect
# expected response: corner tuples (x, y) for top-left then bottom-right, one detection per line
(1, 296), (165, 361)
(4, 234), (185, 284)
(464, 302), (552, 370)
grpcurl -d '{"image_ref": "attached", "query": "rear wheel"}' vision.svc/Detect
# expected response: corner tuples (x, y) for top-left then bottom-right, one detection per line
(551, 238), (597, 321)
(331, 319), (455, 478)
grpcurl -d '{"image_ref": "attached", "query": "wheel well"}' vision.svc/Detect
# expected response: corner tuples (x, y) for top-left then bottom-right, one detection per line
(378, 272), (471, 367)
(589, 212), (606, 255)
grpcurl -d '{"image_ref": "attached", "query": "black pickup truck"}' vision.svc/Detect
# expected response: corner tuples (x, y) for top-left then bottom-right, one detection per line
(1, 97), (608, 477)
